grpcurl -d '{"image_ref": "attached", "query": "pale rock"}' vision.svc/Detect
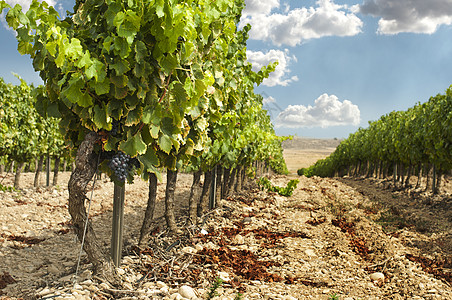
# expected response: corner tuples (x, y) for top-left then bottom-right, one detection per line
(304, 249), (316, 257)
(426, 289), (437, 293)
(99, 282), (110, 290)
(242, 217), (252, 224)
(205, 241), (219, 250)
(322, 289), (330, 294)
(218, 271), (230, 282)
(122, 256), (134, 264)
(160, 286), (169, 294)
(170, 292), (184, 300)
(146, 289), (161, 296)
(156, 281), (168, 288)
(182, 246), (197, 254)
(179, 285), (196, 299)
(73, 294), (90, 300)
(195, 243), (204, 251)
(73, 283), (83, 290)
(85, 285), (99, 292)
(116, 268), (126, 275)
(233, 234), (245, 245)
(80, 279), (93, 286)
(38, 287), (52, 296)
(123, 282), (133, 290)
(143, 282), (156, 288)
(369, 272), (385, 281)
(79, 269), (92, 280)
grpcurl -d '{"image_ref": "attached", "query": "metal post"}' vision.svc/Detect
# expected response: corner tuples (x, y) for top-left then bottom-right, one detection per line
(209, 166), (217, 210)
(111, 183), (125, 266)
(46, 155), (50, 187)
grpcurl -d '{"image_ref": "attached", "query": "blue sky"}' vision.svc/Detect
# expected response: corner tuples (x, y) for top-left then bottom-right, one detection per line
(2, 0), (452, 138)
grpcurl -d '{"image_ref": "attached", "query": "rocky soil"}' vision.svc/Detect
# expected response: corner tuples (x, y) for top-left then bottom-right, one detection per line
(0, 150), (451, 299)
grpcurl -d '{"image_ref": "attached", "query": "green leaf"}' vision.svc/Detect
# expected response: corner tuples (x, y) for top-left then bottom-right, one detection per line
(79, 92), (93, 108)
(155, 0), (165, 18)
(158, 134), (172, 154)
(140, 124), (153, 144)
(125, 106), (142, 126)
(46, 40), (58, 57)
(140, 146), (159, 168)
(161, 53), (178, 76)
(135, 40), (147, 61)
(0, 2), (11, 12)
(61, 74), (84, 104)
(119, 132), (147, 157)
(66, 38), (84, 60)
(114, 36), (130, 58)
(85, 59), (106, 81)
(18, 41), (33, 55)
(93, 105), (109, 130)
(110, 74), (128, 88)
(171, 82), (187, 104)
(110, 59), (130, 75)
(47, 102), (61, 118)
(104, 136), (120, 151)
(113, 85), (128, 99)
(90, 79), (110, 95)
(161, 117), (177, 135)
(150, 125), (160, 139)
(77, 51), (92, 68)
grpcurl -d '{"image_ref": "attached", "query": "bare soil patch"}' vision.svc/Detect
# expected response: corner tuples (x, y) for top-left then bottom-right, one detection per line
(0, 169), (451, 299)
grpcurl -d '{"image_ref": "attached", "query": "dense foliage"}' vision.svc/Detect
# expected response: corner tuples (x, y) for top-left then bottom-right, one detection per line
(258, 177), (299, 197)
(0, 77), (66, 168)
(0, 0), (287, 184)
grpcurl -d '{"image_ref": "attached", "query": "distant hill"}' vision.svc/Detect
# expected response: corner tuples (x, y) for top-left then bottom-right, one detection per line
(282, 137), (341, 150)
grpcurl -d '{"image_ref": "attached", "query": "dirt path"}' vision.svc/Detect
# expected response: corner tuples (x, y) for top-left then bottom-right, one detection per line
(339, 177), (452, 257)
(0, 171), (451, 299)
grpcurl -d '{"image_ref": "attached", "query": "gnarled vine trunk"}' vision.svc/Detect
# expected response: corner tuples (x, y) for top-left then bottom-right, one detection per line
(165, 169), (178, 233)
(68, 132), (119, 285)
(14, 162), (24, 189)
(138, 173), (158, 248)
(34, 156), (44, 187)
(53, 157), (60, 186)
(198, 170), (213, 216)
(187, 171), (202, 225)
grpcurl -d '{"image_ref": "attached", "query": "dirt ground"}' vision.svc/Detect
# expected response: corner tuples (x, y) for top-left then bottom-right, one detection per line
(0, 141), (451, 299)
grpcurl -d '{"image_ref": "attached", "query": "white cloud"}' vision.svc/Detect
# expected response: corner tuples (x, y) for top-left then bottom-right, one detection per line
(243, 0), (280, 17)
(262, 95), (276, 105)
(275, 93), (361, 128)
(359, 0), (452, 34)
(241, 0), (363, 46)
(246, 49), (298, 87)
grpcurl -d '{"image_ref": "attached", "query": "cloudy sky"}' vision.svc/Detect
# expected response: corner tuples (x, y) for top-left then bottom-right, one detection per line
(1, 0), (452, 138)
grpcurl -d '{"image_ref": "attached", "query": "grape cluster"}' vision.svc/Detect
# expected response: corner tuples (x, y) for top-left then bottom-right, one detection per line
(109, 120), (120, 136)
(109, 152), (131, 182)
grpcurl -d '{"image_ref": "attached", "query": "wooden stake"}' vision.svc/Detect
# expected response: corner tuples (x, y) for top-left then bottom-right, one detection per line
(111, 183), (125, 266)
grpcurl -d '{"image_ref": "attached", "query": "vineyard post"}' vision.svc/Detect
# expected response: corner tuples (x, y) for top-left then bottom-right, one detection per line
(111, 183), (125, 266)
(46, 154), (50, 186)
(209, 166), (217, 210)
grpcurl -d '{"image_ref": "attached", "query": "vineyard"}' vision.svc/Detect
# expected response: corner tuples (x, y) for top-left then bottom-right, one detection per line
(300, 88), (452, 195)
(0, 0), (452, 299)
